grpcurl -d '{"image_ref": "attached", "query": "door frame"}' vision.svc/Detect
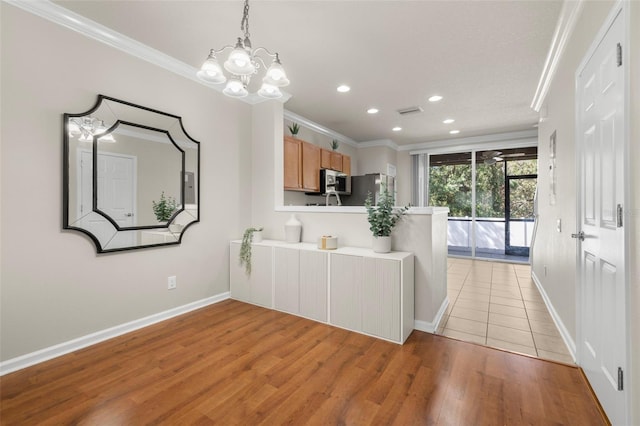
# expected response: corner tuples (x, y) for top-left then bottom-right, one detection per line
(574, 1), (630, 422)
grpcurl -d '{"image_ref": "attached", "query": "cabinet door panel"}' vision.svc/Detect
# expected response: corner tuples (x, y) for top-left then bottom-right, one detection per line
(330, 254), (362, 330)
(321, 149), (331, 169)
(342, 155), (351, 176)
(251, 245), (273, 308)
(274, 247), (300, 314)
(330, 152), (343, 171)
(301, 142), (321, 192)
(284, 137), (301, 189)
(363, 258), (400, 341)
(299, 251), (328, 322)
(229, 242), (251, 302)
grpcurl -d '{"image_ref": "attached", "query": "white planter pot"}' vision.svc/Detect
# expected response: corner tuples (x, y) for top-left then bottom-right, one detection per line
(372, 236), (391, 253)
(252, 230), (263, 243)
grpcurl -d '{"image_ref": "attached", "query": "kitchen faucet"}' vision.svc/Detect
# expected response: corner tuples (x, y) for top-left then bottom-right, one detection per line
(325, 188), (342, 206)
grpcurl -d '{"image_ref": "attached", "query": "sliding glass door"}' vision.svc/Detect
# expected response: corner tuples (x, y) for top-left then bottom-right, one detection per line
(420, 147), (537, 261)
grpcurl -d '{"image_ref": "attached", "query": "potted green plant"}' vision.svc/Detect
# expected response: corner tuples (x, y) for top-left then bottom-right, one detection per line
(330, 139), (339, 151)
(239, 227), (263, 275)
(364, 187), (409, 253)
(152, 191), (177, 223)
(288, 122), (300, 137)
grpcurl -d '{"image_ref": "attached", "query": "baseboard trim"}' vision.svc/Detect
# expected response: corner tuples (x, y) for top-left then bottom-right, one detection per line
(0, 292), (230, 376)
(530, 272), (577, 360)
(414, 297), (449, 333)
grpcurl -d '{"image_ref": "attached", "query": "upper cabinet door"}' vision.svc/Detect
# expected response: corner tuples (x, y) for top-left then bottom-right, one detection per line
(342, 155), (351, 176)
(330, 152), (343, 172)
(321, 149), (331, 169)
(284, 137), (302, 189)
(301, 142), (321, 192)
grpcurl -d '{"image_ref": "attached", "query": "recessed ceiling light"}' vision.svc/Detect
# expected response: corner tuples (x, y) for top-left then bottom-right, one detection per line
(337, 85), (351, 93)
(367, 108), (379, 114)
(428, 95), (443, 102)
(449, 130), (460, 135)
(392, 126), (402, 132)
(443, 118), (455, 124)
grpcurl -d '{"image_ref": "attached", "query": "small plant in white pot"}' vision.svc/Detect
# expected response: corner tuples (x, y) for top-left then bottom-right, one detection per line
(364, 187), (409, 253)
(239, 227), (263, 275)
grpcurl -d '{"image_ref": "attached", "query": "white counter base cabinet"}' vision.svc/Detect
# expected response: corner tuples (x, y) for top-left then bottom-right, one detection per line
(229, 242), (273, 308)
(273, 247), (328, 322)
(230, 240), (413, 344)
(330, 253), (414, 343)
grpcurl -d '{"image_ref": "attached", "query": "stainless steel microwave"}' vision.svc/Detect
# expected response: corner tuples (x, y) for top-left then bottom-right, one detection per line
(319, 169), (351, 195)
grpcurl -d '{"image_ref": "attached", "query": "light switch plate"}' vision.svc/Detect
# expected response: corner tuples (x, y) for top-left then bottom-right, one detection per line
(556, 219), (562, 233)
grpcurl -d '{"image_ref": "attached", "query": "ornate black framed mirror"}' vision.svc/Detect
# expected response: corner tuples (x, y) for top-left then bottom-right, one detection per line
(63, 95), (200, 253)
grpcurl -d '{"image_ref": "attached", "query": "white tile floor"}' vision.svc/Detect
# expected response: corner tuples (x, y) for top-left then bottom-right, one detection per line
(438, 257), (574, 364)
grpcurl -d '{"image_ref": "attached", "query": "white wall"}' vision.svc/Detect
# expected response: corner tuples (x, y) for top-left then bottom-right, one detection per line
(533, 1), (640, 422)
(356, 145), (396, 175)
(0, 4), (252, 361)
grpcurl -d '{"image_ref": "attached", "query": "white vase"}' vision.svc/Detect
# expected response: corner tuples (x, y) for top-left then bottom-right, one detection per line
(252, 230), (263, 243)
(285, 214), (302, 243)
(372, 236), (391, 253)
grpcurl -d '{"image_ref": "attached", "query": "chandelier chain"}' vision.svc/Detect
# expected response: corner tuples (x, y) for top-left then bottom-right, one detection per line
(241, 0), (250, 40)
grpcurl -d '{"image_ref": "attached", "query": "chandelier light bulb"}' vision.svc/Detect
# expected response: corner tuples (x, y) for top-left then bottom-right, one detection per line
(197, 53), (227, 84)
(223, 79), (249, 98)
(224, 39), (255, 76)
(263, 58), (290, 87)
(258, 83), (282, 99)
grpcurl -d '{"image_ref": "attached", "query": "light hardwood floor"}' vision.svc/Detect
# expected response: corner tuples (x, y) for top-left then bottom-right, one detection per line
(440, 257), (574, 363)
(1, 299), (607, 425)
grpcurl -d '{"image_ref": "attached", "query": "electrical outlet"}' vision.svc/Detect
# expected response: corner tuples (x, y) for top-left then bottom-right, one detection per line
(168, 276), (177, 290)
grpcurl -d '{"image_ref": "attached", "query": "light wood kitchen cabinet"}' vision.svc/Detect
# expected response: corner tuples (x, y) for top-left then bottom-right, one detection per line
(301, 142), (320, 191)
(342, 155), (351, 175)
(229, 242), (273, 308)
(330, 151), (343, 172)
(283, 137), (320, 192)
(274, 247), (328, 322)
(321, 149), (331, 169)
(320, 148), (351, 175)
(284, 137), (301, 189)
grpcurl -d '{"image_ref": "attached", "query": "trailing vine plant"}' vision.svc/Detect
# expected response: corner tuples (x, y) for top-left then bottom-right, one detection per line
(239, 227), (263, 275)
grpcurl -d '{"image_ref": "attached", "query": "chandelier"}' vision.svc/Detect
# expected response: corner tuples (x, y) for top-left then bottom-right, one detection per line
(68, 117), (116, 143)
(196, 0), (290, 99)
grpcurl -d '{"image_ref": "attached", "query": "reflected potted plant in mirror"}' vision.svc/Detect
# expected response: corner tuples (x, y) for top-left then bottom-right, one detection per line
(330, 139), (339, 151)
(239, 227), (263, 275)
(364, 187), (409, 253)
(288, 122), (300, 137)
(152, 191), (177, 224)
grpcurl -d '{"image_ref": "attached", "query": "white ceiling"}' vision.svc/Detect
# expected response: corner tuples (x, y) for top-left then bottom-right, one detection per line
(54, 0), (562, 146)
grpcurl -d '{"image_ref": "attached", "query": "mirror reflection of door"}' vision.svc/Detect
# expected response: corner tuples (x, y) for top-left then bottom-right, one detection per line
(79, 150), (136, 248)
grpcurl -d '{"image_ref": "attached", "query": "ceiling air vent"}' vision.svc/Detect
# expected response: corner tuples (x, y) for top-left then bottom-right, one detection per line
(397, 106), (424, 116)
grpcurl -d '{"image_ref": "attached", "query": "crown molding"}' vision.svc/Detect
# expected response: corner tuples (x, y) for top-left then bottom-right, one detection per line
(283, 109), (358, 148)
(5, 0), (291, 105)
(407, 129), (538, 155)
(357, 139), (400, 150)
(530, 0), (584, 112)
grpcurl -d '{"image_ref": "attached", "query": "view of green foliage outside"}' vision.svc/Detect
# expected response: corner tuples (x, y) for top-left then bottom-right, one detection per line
(428, 154), (537, 219)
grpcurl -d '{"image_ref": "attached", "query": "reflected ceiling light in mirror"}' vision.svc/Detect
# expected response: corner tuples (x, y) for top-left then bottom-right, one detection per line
(68, 117), (116, 143)
(337, 85), (351, 93)
(428, 95), (443, 102)
(443, 118), (455, 124)
(367, 108), (379, 114)
(196, 0), (289, 99)
(449, 129), (460, 135)
(392, 126), (402, 132)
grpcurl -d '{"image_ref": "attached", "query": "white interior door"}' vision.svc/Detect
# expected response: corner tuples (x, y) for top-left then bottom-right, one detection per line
(576, 9), (627, 425)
